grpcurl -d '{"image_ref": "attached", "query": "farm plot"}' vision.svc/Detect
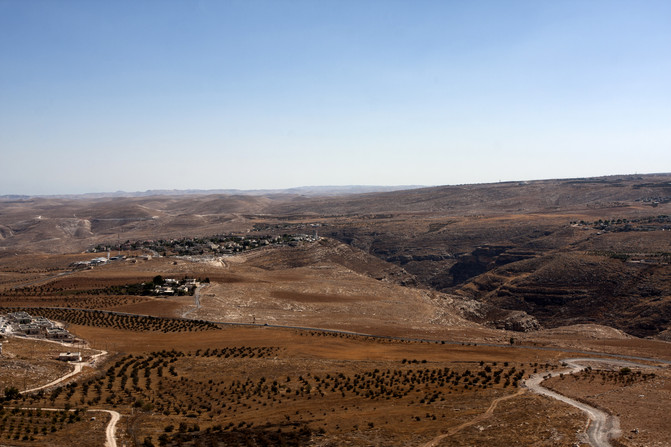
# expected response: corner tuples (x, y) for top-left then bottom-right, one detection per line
(0, 307), (220, 333)
(0, 408), (108, 446)
(8, 346), (539, 446)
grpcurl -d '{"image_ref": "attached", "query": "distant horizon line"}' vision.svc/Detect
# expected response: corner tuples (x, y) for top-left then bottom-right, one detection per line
(0, 184), (429, 199)
(2, 172), (670, 199)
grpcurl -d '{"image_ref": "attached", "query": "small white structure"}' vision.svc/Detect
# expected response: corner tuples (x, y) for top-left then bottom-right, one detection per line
(58, 352), (81, 362)
(155, 286), (174, 295)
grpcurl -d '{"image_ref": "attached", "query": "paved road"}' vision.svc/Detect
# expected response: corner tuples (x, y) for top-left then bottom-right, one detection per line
(523, 358), (660, 447)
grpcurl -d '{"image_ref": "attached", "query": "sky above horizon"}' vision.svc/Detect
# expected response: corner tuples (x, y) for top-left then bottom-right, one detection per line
(1, 0), (670, 195)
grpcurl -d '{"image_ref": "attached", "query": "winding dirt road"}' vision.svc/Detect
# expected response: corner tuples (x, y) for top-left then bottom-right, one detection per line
(9, 311), (669, 447)
(16, 339), (118, 447)
(523, 358), (660, 447)
(20, 344), (107, 394)
(99, 409), (120, 447)
(422, 357), (660, 447)
(22, 362), (85, 395)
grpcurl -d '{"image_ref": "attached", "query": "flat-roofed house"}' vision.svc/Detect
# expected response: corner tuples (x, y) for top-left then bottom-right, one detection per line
(58, 352), (81, 362)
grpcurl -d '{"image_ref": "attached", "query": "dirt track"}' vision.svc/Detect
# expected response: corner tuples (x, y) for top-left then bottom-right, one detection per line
(100, 409), (120, 447)
(421, 389), (525, 447)
(19, 338), (107, 394)
(16, 338), (117, 446)
(523, 358), (661, 447)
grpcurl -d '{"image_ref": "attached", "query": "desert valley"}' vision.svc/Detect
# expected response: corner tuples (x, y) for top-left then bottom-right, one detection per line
(1, 174), (670, 447)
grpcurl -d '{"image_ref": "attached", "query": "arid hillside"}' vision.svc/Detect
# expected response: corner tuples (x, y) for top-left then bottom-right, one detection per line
(2, 176), (671, 447)
(457, 252), (671, 338)
(1, 173), (670, 337)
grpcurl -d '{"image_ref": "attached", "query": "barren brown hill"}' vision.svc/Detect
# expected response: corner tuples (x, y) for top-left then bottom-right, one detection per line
(265, 173), (671, 215)
(2, 173), (671, 337)
(2, 176), (671, 447)
(458, 252), (671, 338)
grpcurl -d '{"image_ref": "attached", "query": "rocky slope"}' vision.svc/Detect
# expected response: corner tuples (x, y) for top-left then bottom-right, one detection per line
(1, 174), (670, 337)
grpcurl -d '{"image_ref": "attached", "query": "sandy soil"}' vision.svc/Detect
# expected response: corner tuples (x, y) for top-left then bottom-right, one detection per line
(544, 363), (671, 447)
(0, 337), (97, 392)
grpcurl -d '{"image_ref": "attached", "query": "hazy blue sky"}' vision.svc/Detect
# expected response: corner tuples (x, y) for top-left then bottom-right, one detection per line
(1, 0), (670, 195)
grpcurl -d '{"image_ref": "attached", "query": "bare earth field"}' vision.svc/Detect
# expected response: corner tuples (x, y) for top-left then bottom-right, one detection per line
(544, 364), (671, 447)
(15, 323), (591, 447)
(0, 337), (74, 392)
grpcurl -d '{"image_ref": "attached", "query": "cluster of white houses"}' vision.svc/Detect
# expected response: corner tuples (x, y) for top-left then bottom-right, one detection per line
(70, 251), (129, 269)
(1, 312), (81, 362)
(2, 311), (73, 340)
(154, 278), (199, 296)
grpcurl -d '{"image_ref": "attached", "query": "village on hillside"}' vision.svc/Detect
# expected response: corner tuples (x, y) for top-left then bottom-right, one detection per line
(1, 311), (73, 341)
(0, 311), (81, 362)
(88, 232), (321, 258)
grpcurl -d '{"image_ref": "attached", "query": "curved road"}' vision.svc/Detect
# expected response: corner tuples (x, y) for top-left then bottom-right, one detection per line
(22, 362), (85, 395)
(424, 357), (659, 447)
(523, 358), (660, 447)
(16, 340), (118, 447)
(99, 409), (120, 447)
(8, 307), (671, 447)
(20, 342), (107, 394)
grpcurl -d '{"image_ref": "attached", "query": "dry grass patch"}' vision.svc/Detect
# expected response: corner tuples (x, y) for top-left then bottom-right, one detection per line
(0, 337), (98, 392)
(0, 408), (108, 446)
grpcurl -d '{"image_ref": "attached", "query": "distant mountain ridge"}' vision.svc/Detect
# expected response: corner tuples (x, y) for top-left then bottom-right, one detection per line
(1, 185), (427, 200)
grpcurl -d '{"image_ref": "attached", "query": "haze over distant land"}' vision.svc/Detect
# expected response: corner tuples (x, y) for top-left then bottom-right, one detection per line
(0, 185), (427, 200)
(2, 1), (671, 195)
